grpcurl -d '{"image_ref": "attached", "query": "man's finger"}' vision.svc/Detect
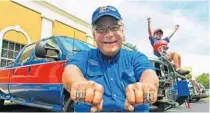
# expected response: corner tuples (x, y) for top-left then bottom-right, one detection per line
(70, 84), (78, 101)
(134, 82), (143, 104)
(90, 100), (103, 112)
(90, 106), (97, 112)
(85, 88), (94, 103)
(125, 99), (134, 111)
(153, 89), (158, 103)
(92, 89), (103, 105)
(92, 84), (104, 105)
(126, 84), (135, 105)
(143, 84), (156, 104)
(70, 82), (87, 101)
(134, 89), (143, 104)
(96, 99), (103, 111)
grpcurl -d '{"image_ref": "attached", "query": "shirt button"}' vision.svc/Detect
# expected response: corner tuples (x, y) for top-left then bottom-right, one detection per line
(110, 78), (114, 81)
(113, 94), (116, 97)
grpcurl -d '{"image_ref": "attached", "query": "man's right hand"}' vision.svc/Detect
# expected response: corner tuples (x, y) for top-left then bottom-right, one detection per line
(70, 81), (104, 112)
(147, 17), (151, 22)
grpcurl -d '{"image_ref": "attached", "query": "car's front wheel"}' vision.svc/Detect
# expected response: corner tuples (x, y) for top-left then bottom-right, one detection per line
(63, 94), (74, 112)
(0, 99), (4, 109)
(187, 96), (192, 102)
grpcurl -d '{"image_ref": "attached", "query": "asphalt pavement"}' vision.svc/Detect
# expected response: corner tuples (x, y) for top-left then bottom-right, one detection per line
(167, 98), (209, 112)
(1, 98), (209, 112)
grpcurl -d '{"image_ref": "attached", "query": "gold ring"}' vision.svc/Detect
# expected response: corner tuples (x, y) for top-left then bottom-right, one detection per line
(76, 90), (85, 101)
(144, 92), (153, 104)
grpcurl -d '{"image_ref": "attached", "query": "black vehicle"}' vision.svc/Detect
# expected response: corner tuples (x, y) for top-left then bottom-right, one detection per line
(148, 47), (190, 112)
(198, 83), (208, 98)
(187, 80), (206, 102)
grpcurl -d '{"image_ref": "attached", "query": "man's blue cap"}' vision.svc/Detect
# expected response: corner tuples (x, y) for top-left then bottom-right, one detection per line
(91, 5), (122, 25)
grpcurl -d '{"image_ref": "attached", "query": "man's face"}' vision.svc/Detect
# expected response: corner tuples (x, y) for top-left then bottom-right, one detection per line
(154, 31), (163, 40)
(93, 16), (124, 57)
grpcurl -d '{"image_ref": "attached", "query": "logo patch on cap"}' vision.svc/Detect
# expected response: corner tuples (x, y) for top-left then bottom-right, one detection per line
(108, 6), (117, 11)
(92, 5), (122, 24)
(99, 6), (107, 13)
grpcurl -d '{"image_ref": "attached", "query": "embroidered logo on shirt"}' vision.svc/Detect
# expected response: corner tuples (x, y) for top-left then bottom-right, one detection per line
(88, 59), (98, 66)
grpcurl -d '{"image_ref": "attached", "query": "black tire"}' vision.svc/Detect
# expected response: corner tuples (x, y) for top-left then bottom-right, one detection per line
(187, 96), (192, 102)
(176, 96), (187, 105)
(149, 105), (158, 112)
(63, 95), (74, 112)
(156, 105), (166, 112)
(195, 98), (200, 101)
(0, 99), (4, 109)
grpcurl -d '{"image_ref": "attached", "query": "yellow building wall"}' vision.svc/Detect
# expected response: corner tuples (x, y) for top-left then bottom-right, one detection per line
(52, 21), (87, 42)
(93, 41), (97, 47)
(4, 31), (28, 44)
(52, 21), (75, 37)
(0, 1), (42, 45)
(74, 29), (86, 42)
(0, 2), (92, 46)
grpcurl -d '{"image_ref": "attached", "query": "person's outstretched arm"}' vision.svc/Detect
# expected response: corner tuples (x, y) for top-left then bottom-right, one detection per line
(147, 17), (152, 37)
(168, 25), (179, 39)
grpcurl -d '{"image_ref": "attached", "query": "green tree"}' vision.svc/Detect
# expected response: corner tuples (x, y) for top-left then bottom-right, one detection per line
(123, 42), (138, 51)
(196, 73), (209, 89)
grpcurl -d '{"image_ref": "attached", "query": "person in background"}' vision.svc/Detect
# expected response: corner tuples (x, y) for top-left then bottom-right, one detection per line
(147, 17), (190, 75)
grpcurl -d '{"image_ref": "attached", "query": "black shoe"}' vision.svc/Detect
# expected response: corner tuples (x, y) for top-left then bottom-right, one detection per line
(176, 69), (190, 75)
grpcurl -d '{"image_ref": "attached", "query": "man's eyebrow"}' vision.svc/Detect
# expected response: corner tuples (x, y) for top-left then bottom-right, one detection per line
(96, 24), (104, 27)
(96, 23), (120, 27)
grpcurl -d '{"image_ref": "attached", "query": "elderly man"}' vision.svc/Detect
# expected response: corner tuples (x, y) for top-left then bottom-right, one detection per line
(62, 5), (159, 112)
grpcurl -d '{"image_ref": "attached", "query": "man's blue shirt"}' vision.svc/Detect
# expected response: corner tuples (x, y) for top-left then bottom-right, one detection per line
(66, 48), (155, 112)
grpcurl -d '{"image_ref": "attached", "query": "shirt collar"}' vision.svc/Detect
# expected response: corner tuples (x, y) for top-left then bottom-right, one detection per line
(97, 48), (121, 63)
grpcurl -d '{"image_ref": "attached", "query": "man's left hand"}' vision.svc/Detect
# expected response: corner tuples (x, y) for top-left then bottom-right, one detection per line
(124, 82), (158, 111)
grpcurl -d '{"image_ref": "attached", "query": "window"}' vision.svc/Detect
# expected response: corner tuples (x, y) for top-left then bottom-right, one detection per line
(45, 37), (59, 57)
(59, 37), (95, 54)
(33, 37), (59, 62)
(0, 40), (25, 67)
(59, 37), (73, 53)
(18, 44), (35, 64)
(73, 40), (95, 51)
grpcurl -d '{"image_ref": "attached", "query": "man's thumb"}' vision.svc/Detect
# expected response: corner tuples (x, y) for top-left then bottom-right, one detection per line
(125, 99), (134, 111)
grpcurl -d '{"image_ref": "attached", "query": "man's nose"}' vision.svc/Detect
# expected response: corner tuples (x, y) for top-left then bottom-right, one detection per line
(106, 29), (114, 38)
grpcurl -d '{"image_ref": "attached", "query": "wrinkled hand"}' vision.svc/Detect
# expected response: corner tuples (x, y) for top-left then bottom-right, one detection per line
(175, 25), (179, 29)
(71, 81), (104, 112)
(147, 17), (151, 22)
(124, 82), (158, 111)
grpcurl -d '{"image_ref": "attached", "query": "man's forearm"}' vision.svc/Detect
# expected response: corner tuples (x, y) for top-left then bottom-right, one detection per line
(139, 69), (159, 88)
(62, 64), (87, 93)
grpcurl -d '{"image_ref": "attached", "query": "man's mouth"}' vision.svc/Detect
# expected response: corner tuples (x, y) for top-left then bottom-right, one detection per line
(103, 41), (117, 44)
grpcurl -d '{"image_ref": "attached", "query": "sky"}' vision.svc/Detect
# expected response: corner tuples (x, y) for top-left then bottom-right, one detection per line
(47, 0), (209, 77)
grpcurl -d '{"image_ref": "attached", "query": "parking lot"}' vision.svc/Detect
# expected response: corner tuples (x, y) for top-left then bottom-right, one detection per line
(167, 98), (209, 112)
(1, 98), (209, 112)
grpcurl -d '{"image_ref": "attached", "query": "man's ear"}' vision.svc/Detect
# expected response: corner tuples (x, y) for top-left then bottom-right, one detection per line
(92, 25), (96, 37)
(93, 32), (96, 39)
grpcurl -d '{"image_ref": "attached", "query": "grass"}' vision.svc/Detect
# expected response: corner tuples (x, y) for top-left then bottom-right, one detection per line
(204, 96), (210, 100)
